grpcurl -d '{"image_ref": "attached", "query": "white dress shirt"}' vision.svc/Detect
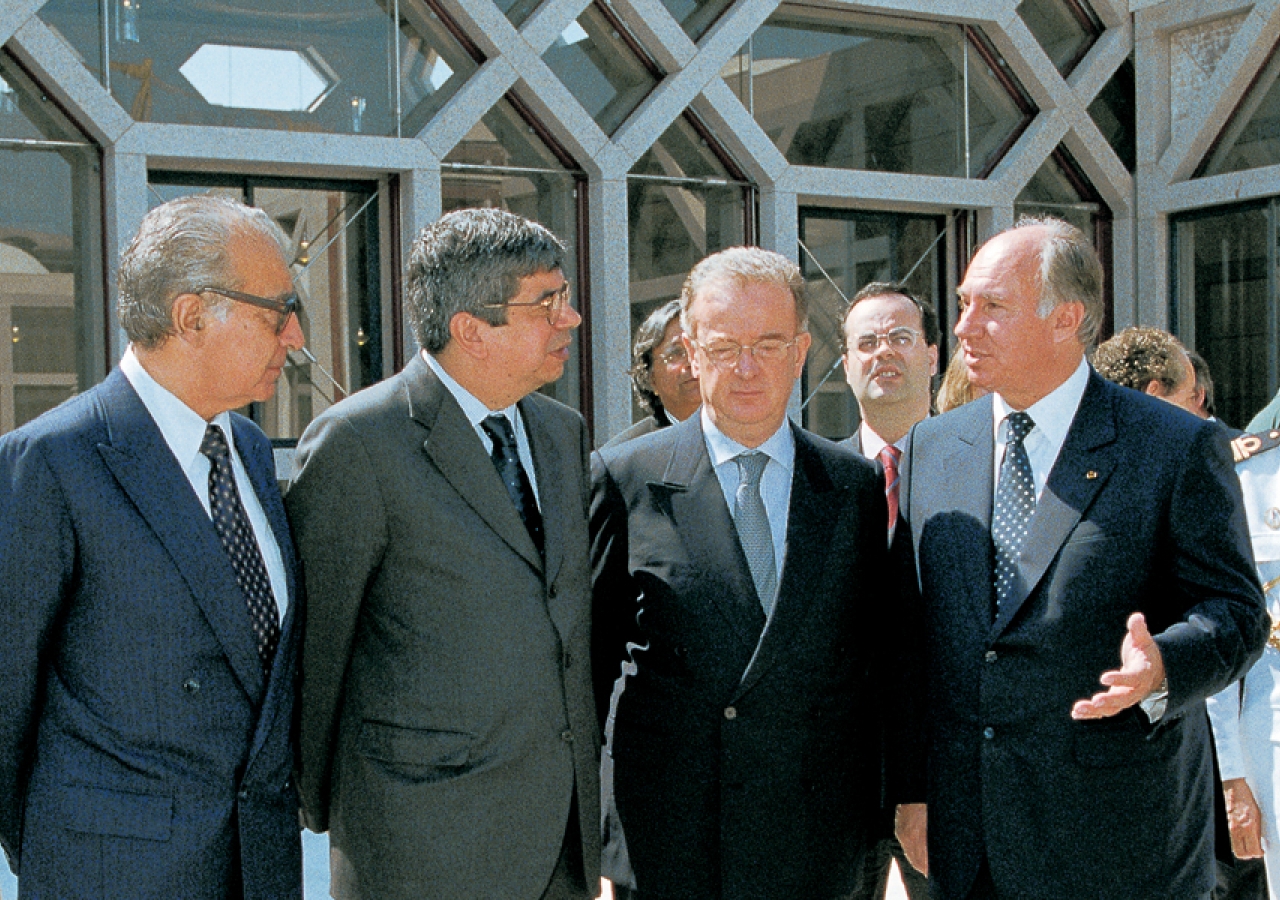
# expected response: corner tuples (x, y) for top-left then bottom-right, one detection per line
(120, 348), (288, 621)
(422, 349), (541, 507)
(990, 357), (1090, 501)
(701, 409), (795, 587)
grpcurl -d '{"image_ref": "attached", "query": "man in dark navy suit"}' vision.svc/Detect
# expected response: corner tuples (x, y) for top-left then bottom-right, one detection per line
(897, 216), (1267, 900)
(0, 195), (305, 899)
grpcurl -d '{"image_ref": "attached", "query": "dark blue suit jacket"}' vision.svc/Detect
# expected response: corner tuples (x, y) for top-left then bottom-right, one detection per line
(900, 370), (1267, 900)
(0, 369), (302, 899)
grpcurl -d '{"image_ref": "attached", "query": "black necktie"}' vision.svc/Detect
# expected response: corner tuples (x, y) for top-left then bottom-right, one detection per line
(481, 414), (544, 555)
(200, 424), (280, 678)
(993, 411), (1036, 617)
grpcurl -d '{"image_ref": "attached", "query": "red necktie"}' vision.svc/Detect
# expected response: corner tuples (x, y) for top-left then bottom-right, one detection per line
(878, 444), (902, 532)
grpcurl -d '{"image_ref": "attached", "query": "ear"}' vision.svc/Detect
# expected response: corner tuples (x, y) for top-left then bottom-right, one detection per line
(171, 293), (207, 344)
(448, 311), (491, 362)
(1143, 380), (1165, 397)
(682, 333), (702, 379)
(927, 343), (940, 377)
(1050, 301), (1084, 344)
(791, 331), (813, 377)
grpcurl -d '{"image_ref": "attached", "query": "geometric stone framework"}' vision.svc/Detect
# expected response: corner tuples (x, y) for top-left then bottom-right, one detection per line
(0, 0), (1273, 442)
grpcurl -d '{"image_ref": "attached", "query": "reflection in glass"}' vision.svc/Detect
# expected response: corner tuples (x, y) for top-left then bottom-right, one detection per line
(1199, 49), (1280, 177)
(1016, 0), (1099, 76)
(658, 0), (734, 41)
(798, 209), (945, 440)
(149, 175), (382, 440)
(725, 9), (1032, 177)
(39, 0), (481, 137)
(1014, 146), (1103, 239)
(1173, 204), (1272, 428)
(493, 0), (543, 28)
(1088, 56), (1136, 172)
(0, 54), (103, 437)
(444, 98), (585, 409)
(627, 113), (749, 422)
(541, 3), (660, 136)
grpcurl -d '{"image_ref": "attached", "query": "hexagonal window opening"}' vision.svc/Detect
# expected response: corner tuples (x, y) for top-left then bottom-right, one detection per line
(1016, 0), (1102, 77)
(180, 43), (338, 112)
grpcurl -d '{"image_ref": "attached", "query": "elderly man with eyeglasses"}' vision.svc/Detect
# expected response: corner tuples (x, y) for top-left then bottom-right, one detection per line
(0, 194), (306, 899)
(591, 246), (922, 900)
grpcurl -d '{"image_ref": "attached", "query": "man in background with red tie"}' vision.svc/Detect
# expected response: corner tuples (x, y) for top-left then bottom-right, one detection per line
(840, 282), (938, 899)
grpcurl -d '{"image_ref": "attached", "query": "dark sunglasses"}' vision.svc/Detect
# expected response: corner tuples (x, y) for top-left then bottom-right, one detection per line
(198, 286), (301, 334)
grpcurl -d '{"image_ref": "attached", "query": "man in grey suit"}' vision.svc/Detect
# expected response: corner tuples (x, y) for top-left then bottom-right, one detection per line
(592, 247), (916, 899)
(288, 208), (600, 900)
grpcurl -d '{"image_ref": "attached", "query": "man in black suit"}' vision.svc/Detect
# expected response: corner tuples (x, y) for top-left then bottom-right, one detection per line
(592, 246), (911, 899)
(841, 284), (936, 899)
(897, 216), (1268, 899)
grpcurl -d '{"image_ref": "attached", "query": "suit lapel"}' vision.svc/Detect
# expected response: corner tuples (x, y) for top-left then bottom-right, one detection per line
(522, 396), (574, 639)
(657, 418), (767, 648)
(992, 373), (1118, 635)
(737, 426), (839, 696)
(407, 356), (543, 574)
(94, 371), (266, 702)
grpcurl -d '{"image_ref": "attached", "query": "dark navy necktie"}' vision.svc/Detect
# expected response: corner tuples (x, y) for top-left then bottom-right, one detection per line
(993, 411), (1036, 617)
(481, 414), (544, 556)
(200, 424), (280, 677)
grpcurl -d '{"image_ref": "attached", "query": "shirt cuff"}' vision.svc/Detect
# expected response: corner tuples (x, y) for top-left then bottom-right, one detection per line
(1139, 676), (1170, 722)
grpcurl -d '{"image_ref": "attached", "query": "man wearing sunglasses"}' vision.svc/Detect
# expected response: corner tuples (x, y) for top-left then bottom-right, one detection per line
(288, 208), (598, 900)
(0, 194), (306, 899)
(592, 246), (918, 899)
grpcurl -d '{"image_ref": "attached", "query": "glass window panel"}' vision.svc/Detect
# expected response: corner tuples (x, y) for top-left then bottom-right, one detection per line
(727, 10), (1032, 177)
(14, 385), (77, 429)
(798, 209), (945, 440)
(1199, 49), (1280, 177)
(11, 306), (76, 373)
(493, 0), (543, 28)
(1016, 0), (1098, 76)
(541, 3), (660, 136)
(658, 0), (733, 42)
(39, 0), (481, 137)
(148, 176), (383, 440)
(443, 101), (584, 409)
(0, 54), (104, 438)
(1173, 205), (1271, 428)
(1088, 56), (1136, 172)
(1014, 146), (1102, 238)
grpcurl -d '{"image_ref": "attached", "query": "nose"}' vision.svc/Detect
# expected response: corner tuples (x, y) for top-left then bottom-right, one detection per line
(557, 302), (583, 330)
(954, 303), (978, 341)
(280, 311), (306, 351)
(734, 346), (762, 377)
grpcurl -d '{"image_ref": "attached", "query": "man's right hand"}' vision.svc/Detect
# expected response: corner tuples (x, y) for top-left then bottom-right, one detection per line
(1224, 777), (1265, 859)
(895, 803), (928, 876)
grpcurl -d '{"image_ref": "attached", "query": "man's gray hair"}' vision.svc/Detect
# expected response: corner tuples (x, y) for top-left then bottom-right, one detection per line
(406, 208), (566, 353)
(1015, 214), (1105, 347)
(117, 194), (290, 350)
(679, 246), (807, 337)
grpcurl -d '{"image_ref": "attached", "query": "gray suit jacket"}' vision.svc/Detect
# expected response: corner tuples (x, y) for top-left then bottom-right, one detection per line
(288, 354), (600, 900)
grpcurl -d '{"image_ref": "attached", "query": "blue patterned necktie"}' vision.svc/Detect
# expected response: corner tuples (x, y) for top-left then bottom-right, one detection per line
(993, 411), (1036, 617)
(734, 451), (777, 617)
(481, 414), (544, 556)
(200, 424), (280, 678)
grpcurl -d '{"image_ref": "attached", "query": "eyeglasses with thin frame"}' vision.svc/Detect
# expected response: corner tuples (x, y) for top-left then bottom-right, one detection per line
(482, 281), (572, 326)
(691, 337), (800, 369)
(848, 326), (922, 357)
(199, 286), (301, 334)
(656, 343), (689, 366)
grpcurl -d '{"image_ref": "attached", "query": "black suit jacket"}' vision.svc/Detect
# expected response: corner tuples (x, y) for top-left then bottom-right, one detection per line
(592, 415), (912, 900)
(901, 370), (1267, 899)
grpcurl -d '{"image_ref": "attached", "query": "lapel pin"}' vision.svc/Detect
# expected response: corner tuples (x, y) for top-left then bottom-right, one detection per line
(1267, 508), (1280, 531)
(1085, 470), (1098, 480)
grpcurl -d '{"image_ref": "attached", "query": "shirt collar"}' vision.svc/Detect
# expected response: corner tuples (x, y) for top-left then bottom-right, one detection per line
(120, 346), (234, 469)
(700, 407), (796, 473)
(992, 356), (1090, 446)
(422, 349), (519, 427)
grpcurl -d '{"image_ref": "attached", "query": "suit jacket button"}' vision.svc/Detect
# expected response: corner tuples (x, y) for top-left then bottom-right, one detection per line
(238, 789), (249, 801)
(548, 584), (558, 599)
(561, 729), (575, 743)
(182, 678), (200, 694)
(983, 726), (995, 740)
(724, 707), (737, 720)
(985, 650), (998, 663)
(563, 652), (573, 669)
